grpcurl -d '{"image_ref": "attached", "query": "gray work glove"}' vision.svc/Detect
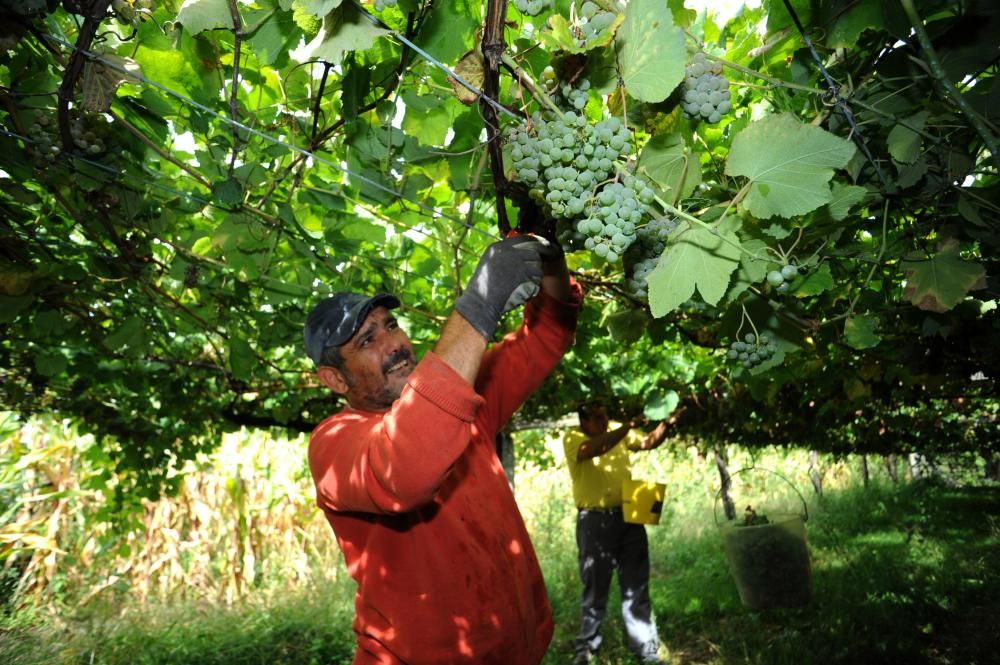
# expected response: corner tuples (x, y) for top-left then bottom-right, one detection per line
(454, 234), (562, 340)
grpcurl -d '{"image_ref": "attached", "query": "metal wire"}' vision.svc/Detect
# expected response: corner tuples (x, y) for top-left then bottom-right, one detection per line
(0, 128), (461, 293)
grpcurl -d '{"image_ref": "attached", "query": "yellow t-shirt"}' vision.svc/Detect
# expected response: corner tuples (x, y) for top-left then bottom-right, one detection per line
(563, 422), (644, 509)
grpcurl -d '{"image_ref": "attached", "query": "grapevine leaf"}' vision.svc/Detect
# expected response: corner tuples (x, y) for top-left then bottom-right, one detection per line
(303, 0), (342, 14)
(794, 263), (835, 296)
(542, 14), (621, 55)
(887, 112), (929, 165)
(636, 133), (702, 201)
(644, 390), (679, 420)
(616, 0), (686, 103)
(229, 337), (254, 381)
(81, 55), (141, 113)
(648, 224), (742, 317)
(957, 195), (987, 227)
(214, 178), (243, 206)
(176, 0), (235, 35)
(447, 50), (485, 106)
(341, 61), (370, 121)
(826, 183), (868, 221)
(0, 294), (35, 323)
(845, 314), (881, 349)
(402, 93), (459, 146)
(103, 317), (146, 356)
(133, 22), (217, 101)
(413, 0), (478, 64)
(604, 308), (650, 345)
(901, 240), (986, 312)
(294, 3), (388, 66)
(895, 155), (928, 189)
(827, 0), (882, 48)
(723, 238), (770, 304)
(726, 113), (856, 219)
(541, 15), (587, 54)
(763, 224), (792, 240)
(247, 5), (301, 67)
(766, 0), (812, 33)
(34, 351), (66, 377)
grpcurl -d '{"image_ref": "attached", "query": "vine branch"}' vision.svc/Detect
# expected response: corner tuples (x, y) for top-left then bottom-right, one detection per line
(898, 0), (1000, 173)
(56, 0), (112, 152)
(481, 0), (511, 235)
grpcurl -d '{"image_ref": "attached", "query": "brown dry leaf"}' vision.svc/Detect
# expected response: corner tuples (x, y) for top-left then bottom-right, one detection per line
(449, 50), (485, 106)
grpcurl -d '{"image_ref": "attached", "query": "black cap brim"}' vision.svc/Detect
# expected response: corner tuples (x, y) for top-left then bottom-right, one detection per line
(329, 293), (401, 347)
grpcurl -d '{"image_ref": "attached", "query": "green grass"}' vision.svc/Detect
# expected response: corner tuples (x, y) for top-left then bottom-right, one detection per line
(2, 475), (997, 665)
(1, 577), (357, 665)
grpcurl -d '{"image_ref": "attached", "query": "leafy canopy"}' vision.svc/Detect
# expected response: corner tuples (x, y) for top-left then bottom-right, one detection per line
(0, 0), (997, 497)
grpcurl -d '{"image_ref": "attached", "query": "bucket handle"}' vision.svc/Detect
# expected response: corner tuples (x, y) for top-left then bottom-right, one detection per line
(713, 466), (809, 526)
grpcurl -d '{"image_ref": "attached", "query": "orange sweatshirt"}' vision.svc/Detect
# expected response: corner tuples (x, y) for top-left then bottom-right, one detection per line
(308, 284), (582, 665)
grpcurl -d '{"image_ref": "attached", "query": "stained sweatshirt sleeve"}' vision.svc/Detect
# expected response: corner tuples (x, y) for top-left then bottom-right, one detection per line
(308, 351), (485, 514)
(475, 279), (583, 434)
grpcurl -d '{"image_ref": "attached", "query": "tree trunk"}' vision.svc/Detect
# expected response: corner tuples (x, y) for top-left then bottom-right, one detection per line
(714, 445), (735, 522)
(860, 454), (870, 488)
(908, 452), (924, 480)
(480, 0), (512, 234)
(885, 454), (898, 483)
(808, 450), (822, 495)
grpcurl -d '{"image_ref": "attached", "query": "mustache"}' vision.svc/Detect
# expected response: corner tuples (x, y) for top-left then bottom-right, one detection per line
(382, 349), (415, 375)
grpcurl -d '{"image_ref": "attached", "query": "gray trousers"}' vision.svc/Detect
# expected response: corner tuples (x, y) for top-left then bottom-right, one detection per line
(574, 507), (659, 659)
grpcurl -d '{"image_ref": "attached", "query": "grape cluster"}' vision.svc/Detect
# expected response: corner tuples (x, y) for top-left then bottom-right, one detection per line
(727, 333), (777, 370)
(681, 53), (731, 124)
(766, 263), (799, 293)
(557, 78), (591, 112)
(508, 110), (631, 222)
(624, 216), (678, 298)
(70, 114), (109, 156)
(24, 110), (109, 167)
(515, 0), (551, 15)
(24, 109), (59, 163)
(576, 176), (655, 261)
(574, 1), (616, 44)
(373, 0), (397, 10)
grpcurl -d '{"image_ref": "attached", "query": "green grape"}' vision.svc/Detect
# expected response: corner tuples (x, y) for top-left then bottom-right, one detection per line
(506, 90), (650, 264)
(516, 0), (551, 15)
(727, 330), (778, 372)
(680, 52), (732, 124)
(766, 270), (785, 287)
(781, 264), (798, 279)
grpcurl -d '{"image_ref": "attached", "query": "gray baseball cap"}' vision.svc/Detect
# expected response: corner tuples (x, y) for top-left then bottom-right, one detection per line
(304, 292), (400, 365)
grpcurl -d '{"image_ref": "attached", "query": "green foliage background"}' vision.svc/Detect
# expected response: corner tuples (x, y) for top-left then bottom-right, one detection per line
(0, 0), (998, 499)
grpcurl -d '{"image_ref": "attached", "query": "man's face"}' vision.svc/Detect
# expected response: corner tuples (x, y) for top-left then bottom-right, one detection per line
(580, 406), (609, 436)
(320, 306), (416, 412)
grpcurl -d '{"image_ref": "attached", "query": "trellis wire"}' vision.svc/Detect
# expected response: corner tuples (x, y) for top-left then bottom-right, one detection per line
(1, 127), (461, 294)
(350, 0), (521, 122)
(780, 0), (888, 189)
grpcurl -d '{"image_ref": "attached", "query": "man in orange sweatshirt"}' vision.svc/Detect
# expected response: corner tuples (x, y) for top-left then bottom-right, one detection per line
(303, 235), (581, 664)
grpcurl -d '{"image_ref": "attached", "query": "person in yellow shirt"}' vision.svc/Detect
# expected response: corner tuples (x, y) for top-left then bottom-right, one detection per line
(563, 401), (671, 665)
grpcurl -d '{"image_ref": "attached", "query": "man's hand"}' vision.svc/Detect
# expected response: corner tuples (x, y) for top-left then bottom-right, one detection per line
(455, 235), (562, 340)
